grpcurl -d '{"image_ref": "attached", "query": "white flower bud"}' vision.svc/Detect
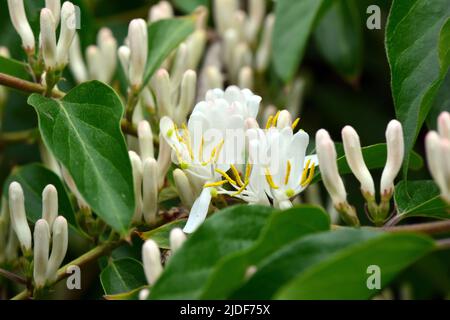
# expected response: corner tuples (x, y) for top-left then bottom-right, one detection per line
(238, 66), (254, 91)
(186, 30), (207, 70)
(176, 70), (197, 124)
(55, 1), (76, 68)
(173, 169), (195, 208)
(246, 0), (266, 42)
(148, 1), (174, 22)
(157, 133), (172, 189)
(8, 182), (32, 253)
(171, 43), (188, 88)
(142, 158), (158, 224)
(170, 228), (186, 253)
(438, 111), (450, 140)
(128, 19), (148, 89)
(342, 126), (375, 197)
(42, 184), (58, 228)
(380, 120), (404, 197)
(223, 29), (239, 70)
(276, 110), (293, 129)
(204, 66), (224, 91)
(97, 28), (118, 83)
(69, 34), (88, 83)
(213, 0), (239, 36)
(86, 45), (101, 80)
(7, 0), (35, 53)
(142, 239), (163, 285)
(129, 151), (143, 223)
(233, 10), (247, 41)
(231, 42), (252, 82)
(40, 8), (57, 69)
(45, 0), (61, 26)
(316, 129), (347, 207)
(33, 219), (50, 288)
(118, 45), (131, 80)
(139, 288), (150, 300)
(153, 69), (172, 118)
(256, 14), (275, 73)
(46, 216), (68, 282)
(425, 131), (450, 202)
(138, 120), (154, 161)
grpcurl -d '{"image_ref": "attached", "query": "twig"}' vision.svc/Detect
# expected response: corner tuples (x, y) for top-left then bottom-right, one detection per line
(382, 219), (450, 235)
(0, 129), (39, 146)
(0, 267), (28, 285)
(0, 72), (64, 98)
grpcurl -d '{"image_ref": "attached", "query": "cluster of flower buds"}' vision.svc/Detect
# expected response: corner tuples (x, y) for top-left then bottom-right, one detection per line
(69, 29), (118, 84)
(316, 120), (404, 226)
(425, 111), (450, 203)
(7, 182), (68, 288)
(139, 228), (187, 299)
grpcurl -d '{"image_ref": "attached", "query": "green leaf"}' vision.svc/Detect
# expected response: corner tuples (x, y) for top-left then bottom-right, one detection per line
(386, 1), (450, 174)
(100, 258), (147, 295)
(426, 71), (450, 130)
(394, 180), (450, 220)
(272, 0), (330, 82)
(138, 219), (187, 249)
(28, 81), (135, 234)
(314, 0), (363, 79)
(150, 205), (274, 299)
(143, 18), (195, 86)
(275, 232), (434, 299)
(200, 206), (330, 299)
(173, 0), (209, 13)
(0, 56), (31, 81)
(2, 163), (76, 227)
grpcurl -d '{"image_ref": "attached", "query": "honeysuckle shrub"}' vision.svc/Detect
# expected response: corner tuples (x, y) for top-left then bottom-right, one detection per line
(0, 0), (449, 300)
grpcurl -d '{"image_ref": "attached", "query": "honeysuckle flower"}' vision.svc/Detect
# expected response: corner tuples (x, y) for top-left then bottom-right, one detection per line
(128, 19), (148, 89)
(157, 133), (172, 189)
(148, 1), (174, 23)
(213, 0), (239, 36)
(255, 14), (275, 73)
(143, 158), (159, 224)
(8, 182), (32, 253)
(7, 0), (35, 53)
(170, 228), (187, 252)
(438, 111), (450, 140)
(139, 288), (150, 300)
(138, 120), (155, 161)
(40, 8), (58, 69)
(246, 0), (266, 43)
(46, 216), (68, 282)
(185, 30), (207, 70)
(68, 34), (88, 83)
(33, 219), (50, 289)
(129, 151), (143, 223)
(46, 0), (61, 26)
(173, 168), (196, 208)
(42, 184), (58, 228)
(171, 43), (189, 88)
(55, 1), (76, 68)
(95, 28), (118, 83)
(238, 66), (254, 90)
(142, 239), (163, 286)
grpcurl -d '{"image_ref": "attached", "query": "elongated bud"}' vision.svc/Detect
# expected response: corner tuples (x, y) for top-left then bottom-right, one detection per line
(118, 45), (131, 80)
(68, 34), (88, 83)
(276, 110), (293, 129)
(173, 169), (195, 208)
(129, 151), (143, 223)
(223, 29), (239, 69)
(157, 133), (172, 189)
(246, 0), (266, 42)
(7, 0), (35, 53)
(33, 219), (50, 288)
(86, 45), (102, 80)
(170, 228), (186, 252)
(97, 28), (118, 83)
(42, 184), (58, 228)
(238, 66), (254, 91)
(213, 0), (239, 36)
(176, 70), (197, 124)
(143, 158), (158, 224)
(342, 126), (375, 198)
(40, 8), (57, 69)
(380, 120), (404, 198)
(231, 42), (252, 82)
(186, 30), (206, 70)
(426, 131), (449, 202)
(138, 121), (154, 161)
(142, 239), (163, 285)
(46, 0), (61, 26)
(171, 43), (188, 88)
(148, 1), (174, 22)
(153, 69), (172, 118)
(46, 216), (68, 282)
(233, 10), (247, 41)
(9, 182), (32, 253)
(438, 111), (450, 140)
(56, 2), (76, 68)
(128, 19), (148, 89)
(205, 66), (224, 91)
(139, 288), (150, 300)
(256, 14), (275, 73)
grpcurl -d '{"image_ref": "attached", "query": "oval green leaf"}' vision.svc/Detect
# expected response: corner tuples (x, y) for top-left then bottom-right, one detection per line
(100, 258), (147, 295)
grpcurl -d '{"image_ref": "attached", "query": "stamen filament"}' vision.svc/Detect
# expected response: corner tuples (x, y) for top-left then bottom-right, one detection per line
(215, 168), (237, 186)
(244, 163), (252, 181)
(265, 116), (274, 129)
(291, 118), (300, 130)
(284, 160), (292, 185)
(204, 180), (228, 188)
(265, 168), (279, 189)
(271, 111), (281, 127)
(232, 180), (250, 196)
(301, 164), (315, 187)
(230, 164), (244, 187)
(300, 159), (311, 185)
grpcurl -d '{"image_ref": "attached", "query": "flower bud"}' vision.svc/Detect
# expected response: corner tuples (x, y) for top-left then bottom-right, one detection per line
(8, 182), (32, 253)
(153, 69), (172, 118)
(129, 151), (143, 223)
(40, 8), (57, 69)
(171, 43), (188, 88)
(233, 10), (247, 41)
(276, 110), (293, 129)
(438, 111), (450, 140)
(46, 0), (61, 26)
(256, 14), (275, 73)
(55, 1), (76, 68)
(176, 70), (197, 124)
(97, 28), (118, 83)
(342, 126), (375, 198)
(7, 0), (35, 53)
(148, 1), (174, 22)
(33, 219), (50, 288)
(157, 133), (172, 189)
(231, 42), (252, 82)
(380, 120), (404, 198)
(42, 184), (58, 228)
(238, 66), (254, 91)
(142, 239), (163, 285)
(139, 288), (150, 300)
(170, 227), (186, 252)
(138, 120), (154, 161)
(69, 34), (88, 83)
(143, 158), (158, 224)
(223, 29), (239, 70)
(46, 216), (68, 282)
(86, 45), (101, 80)
(186, 30), (206, 70)
(173, 169), (195, 208)
(213, 0), (239, 36)
(425, 131), (450, 202)
(128, 19), (148, 89)
(205, 66), (224, 91)
(118, 45), (131, 80)
(246, 0), (266, 42)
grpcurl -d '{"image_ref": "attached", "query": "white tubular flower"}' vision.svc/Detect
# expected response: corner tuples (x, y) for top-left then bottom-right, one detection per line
(129, 151), (143, 223)
(118, 45), (131, 81)
(142, 158), (158, 224)
(246, 0), (266, 43)
(42, 184), (58, 228)
(223, 29), (239, 69)
(33, 219), (50, 289)
(139, 288), (150, 300)
(46, 216), (68, 282)
(170, 228), (186, 252)
(68, 34), (88, 83)
(142, 240), (163, 286)
(175, 70), (197, 124)
(45, 0), (61, 26)
(97, 28), (118, 83)
(380, 120), (404, 198)
(173, 168), (196, 208)
(238, 66), (254, 91)
(276, 110), (293, 129)
(186, 30), (207, 70)
(86, 45), (102, 81)
(183, 187), (213, 233)
(425, 131), (450, 202)
(438, 111), (450, 140)
(55, 1), (76, 68)
(213, 0), (239, 36)
(40, 8), (57, 70)
(138, 120), (154, 161)
(204, 66), (224, 92)
(171, 43), (188, 88)
(128, 19), (148, 89)
(231, 42), (252, 82)
(148, 1), (174, 22)
(7, 0), (35, 53)
(8, 182), (32, 253)
(342, 126), (375, 198)
(153, 69), (172, 118)
(157, 133), (172, 189)
(255, 14), (275, 73)
(233, 10), (247, 41)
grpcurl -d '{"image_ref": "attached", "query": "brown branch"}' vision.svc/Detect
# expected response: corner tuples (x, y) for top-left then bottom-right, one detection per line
(0, 267), (28, 285)
(0, 72), (64, 98)
(382, 219), (450, 235)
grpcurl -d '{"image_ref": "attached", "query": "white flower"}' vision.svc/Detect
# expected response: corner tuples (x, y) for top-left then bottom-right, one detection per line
(46, 216), (68, 282)
(128, 19), (148, 89)
(213, 0), (239, 36)
(45, 0), (61, 26)
(8, 182), (32, 253)
(7, 0), (35, 53)
(68, 34), (88, 83)
(33, 219), (50, 289)
(40, 8), (57, 69)
(425, 131), (450, 203)
(142, 240), (163, 286)
(173, 168), (196, 208)
(138, 120), (154, 161)
(129, 151), (143, 223)
(55, 1), (76, 68)
(148, 1), (174, 23)
(170, 228), (187, 253)
(42, 184), (58, 228)
(238, 66), (254, 90)
(142, 158), (158, 224)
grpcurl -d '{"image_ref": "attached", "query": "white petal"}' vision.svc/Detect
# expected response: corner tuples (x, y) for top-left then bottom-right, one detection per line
(183, 187), (212, 233)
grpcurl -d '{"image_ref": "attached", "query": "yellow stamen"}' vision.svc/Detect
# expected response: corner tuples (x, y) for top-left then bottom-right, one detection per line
(204, 180), (228, 188)
(230, 164), (244, 187)
(271, 110), (281, 127)
(181, 123), (194, 160)
(215, 168), (237, 186)
(174, 124), (182, 142)
(214, 139), (224, 162)
(198, 135), (204, 162)
(284, 160), (292, 185)
(232, 180), (250, 196)
(265, 168), (279, 189)
(265, 115), (274, 129)
(300, 159), (311, 185)
(291, 118), (300, 130)
(244, 163), (252, 181)
(301, 164), (315, 187)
